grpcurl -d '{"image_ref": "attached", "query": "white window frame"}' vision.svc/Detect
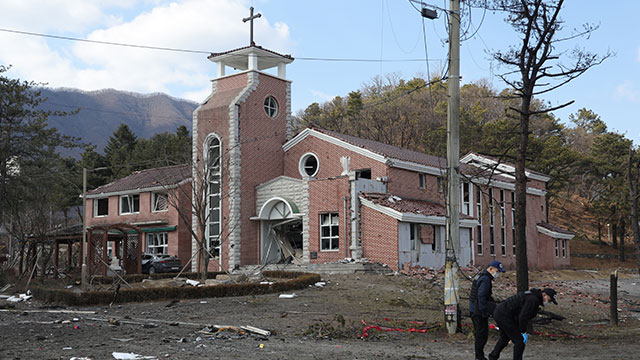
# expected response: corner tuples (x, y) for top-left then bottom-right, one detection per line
(489, 188), (495, 255)
(205, 134), (222, 261)
(299, 152), (320, 178)
(264, 96), (278, 118)
(561, 239), (567, 258)
(320, 213), (339, 251)
(500, 190), (506, 256)
(146, 232), (168, 255)
(120, 194), (140, 215)
(511, 191), (516, 256)
(476, 187), (483, 256)
(410, 223), (419, 251)
(419, 173), (426, 189)
(555, 239), (559, 258)
(93, 198), (109, 217)
(461, 182), (471, 216)
(151, 191), (169, 212)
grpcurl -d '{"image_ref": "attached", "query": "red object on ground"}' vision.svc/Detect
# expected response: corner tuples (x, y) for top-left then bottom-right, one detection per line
(360, 319), (433, 337)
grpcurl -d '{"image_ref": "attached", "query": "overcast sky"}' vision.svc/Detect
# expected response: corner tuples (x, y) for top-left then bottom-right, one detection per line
(1, 0), (639, 141)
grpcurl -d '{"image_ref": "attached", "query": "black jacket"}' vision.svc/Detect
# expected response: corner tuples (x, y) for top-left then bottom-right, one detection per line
(494, 288), (543, 333)
(469, 270), (496, 317)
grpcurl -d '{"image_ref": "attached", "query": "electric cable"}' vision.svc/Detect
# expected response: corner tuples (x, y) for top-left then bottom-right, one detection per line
(0, 28), (442, 63)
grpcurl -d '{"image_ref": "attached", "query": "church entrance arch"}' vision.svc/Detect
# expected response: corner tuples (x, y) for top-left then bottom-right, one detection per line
(255, 197), (303, 265)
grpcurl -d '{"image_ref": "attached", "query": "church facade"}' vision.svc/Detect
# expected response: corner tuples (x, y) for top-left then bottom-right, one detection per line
(191, 31), (573, 273)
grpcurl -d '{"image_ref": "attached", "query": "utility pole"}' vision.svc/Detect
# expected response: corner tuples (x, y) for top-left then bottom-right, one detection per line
(444, 0), (461, 334)
(81, 167), (88, 289)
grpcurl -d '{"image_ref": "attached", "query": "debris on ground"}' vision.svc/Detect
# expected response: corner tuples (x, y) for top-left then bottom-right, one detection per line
(279, 293), (297, 299)
(111, 352), (157, 359)
(185, 279), (200, 286)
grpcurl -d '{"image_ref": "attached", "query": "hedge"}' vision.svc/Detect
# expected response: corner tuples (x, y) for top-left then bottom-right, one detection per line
(31, 271), (321, 306)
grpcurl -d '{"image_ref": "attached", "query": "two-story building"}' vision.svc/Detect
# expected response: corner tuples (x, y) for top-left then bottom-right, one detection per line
(84, 164), (192, 275)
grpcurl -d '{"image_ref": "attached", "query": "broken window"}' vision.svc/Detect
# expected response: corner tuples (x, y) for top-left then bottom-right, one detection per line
(146, 232), (168, 255)
(461, 182), (470, 215)
(120, 194), (140, 214)
(152, 191), (168, 212)
(205, 136), (222, 260)
(320, 213), (339, 251)
(94, 198), (108, 217)
(299, 153), (319, 177)
(355, 169), (371, 179)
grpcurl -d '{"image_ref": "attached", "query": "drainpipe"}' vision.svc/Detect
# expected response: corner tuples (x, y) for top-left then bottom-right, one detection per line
(343, 196), (349, 258)
(349, 173), (362, 259)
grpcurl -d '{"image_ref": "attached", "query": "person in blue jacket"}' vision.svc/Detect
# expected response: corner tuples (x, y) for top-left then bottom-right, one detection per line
(469, 260), (505, 360)
(488, 287), (558, 360)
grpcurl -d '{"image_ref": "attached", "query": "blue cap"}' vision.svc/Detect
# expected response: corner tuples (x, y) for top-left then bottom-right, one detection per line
(488, 260), (506, 272)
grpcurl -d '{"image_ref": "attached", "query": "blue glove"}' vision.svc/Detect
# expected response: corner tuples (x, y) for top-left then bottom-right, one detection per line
(521, 333), (528, 344)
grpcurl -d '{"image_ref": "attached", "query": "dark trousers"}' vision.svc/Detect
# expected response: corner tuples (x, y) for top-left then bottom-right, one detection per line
(471, 313), (489, 360)
(488, 309), (526, 360)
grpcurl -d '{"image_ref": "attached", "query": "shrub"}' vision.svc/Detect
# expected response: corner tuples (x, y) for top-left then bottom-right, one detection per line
(31, 271), (321, 306)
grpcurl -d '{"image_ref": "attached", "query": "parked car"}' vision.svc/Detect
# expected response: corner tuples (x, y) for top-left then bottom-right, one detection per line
(141, 253), (182, 274)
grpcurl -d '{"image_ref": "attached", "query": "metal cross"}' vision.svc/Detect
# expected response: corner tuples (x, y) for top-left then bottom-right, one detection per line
(242, 6), (262, 46)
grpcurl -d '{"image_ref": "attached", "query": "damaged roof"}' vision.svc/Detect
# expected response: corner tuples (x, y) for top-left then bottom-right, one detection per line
(360, 192), (474, 220)
(87, 164), (191, 197)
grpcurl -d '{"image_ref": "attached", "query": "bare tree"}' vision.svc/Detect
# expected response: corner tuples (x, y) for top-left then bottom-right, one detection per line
(484, 0), (611, 292)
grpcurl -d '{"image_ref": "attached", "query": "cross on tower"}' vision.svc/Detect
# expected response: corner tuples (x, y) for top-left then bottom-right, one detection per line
(242, 6), (262, 46)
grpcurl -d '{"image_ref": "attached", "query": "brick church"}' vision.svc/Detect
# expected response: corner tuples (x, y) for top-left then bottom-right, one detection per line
(191, 10), (574, 273)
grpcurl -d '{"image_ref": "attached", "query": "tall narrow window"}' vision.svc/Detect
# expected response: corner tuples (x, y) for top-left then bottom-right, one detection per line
(561, 239), (567, 258)
(511, 191), (516, 256)
(555, 239), (559, 258)
(410, 223), (418, 251)
(462, 182), (470, 215)
(476, 187), (483, 256)
(320, 213), (339, 251)
(419, 173), (426, 189)
(500, 190), (506, 256)
(489, 188), (495, 255)
(206, 136), (222, 260)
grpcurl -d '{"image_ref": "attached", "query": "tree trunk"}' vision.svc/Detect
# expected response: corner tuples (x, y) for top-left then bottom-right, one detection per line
(199, 242), (209, 283)
(626, 147), (640, 274)
(620, 219), (626, 262)
(612, 222), (618, 249)
(515, 96), (531, 294)
(597, 220), (602, 243)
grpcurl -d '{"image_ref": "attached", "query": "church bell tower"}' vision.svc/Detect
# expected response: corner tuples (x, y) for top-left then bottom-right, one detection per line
(192, 6), (294, 271)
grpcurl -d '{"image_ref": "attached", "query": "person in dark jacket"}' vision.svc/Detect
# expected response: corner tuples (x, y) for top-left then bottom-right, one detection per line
(469, 260), (506, 360)
(488, 287), (558, 360)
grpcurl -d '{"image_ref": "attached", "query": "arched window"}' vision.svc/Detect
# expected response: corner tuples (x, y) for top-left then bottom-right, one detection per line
(205, 135), (222, 260)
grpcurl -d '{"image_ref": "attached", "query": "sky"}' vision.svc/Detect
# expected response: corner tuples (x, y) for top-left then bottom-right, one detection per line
(1, 0), (639, 142)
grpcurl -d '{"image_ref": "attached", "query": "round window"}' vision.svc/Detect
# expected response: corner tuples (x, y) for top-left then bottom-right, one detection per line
(299, 152), (319, 177)
(264, 96), (278, 118)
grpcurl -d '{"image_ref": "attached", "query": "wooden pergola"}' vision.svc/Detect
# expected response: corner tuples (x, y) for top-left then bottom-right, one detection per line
(86, 223), (143, 276)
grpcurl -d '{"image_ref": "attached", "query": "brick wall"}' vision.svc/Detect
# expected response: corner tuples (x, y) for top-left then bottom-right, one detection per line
(360, 204), (399, 270)
(237, 72), (289, 266)
(307, 176), (350, 263)
(284, 136), (387, 180)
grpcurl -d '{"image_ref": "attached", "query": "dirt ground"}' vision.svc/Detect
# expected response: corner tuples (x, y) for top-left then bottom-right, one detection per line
(2, 268), (640, 360)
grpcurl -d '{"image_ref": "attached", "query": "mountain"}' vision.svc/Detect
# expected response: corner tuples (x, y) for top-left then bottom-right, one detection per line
(38, 88), (198, 155)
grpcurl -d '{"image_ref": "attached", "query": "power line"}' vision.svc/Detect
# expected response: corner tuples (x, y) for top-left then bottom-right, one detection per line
(0, 27), (443, 63)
